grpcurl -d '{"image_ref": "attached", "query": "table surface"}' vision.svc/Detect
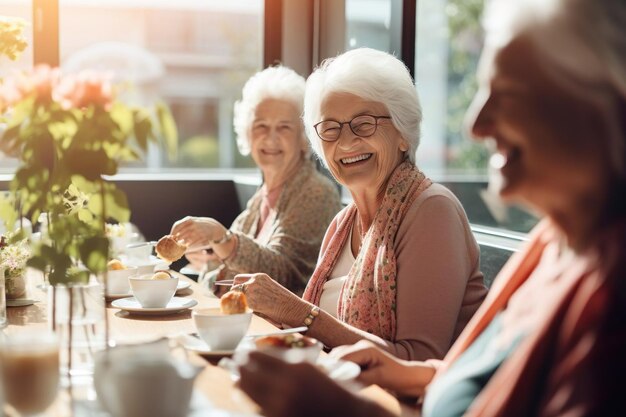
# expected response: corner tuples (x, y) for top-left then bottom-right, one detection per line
(4, 269), (409, 416)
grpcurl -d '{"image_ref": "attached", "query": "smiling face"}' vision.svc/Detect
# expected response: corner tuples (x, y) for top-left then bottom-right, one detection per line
(467, 35), (613, 219)
(249, 98), (305, 176)
(318, 92), (408, 195)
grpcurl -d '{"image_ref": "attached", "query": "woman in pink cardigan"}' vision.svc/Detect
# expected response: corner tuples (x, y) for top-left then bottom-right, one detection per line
(237, 0), (626, 416)
(233, 48), (487, 361)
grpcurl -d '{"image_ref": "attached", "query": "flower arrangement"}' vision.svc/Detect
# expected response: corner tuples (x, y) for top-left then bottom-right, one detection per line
(0, 234), (31, 298)
(0, 64), (177, 285)
(0, 16), (27, 62)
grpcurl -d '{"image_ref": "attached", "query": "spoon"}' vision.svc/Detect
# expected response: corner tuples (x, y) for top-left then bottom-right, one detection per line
(125, 241), (157, 249)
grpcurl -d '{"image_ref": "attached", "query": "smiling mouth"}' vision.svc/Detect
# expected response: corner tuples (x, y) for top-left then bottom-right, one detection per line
(340, 153), (372, 165)
(261, 149), (282, 155)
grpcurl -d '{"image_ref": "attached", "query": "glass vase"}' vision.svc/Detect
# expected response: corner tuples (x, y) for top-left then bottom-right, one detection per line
(47, 277), (105, 387)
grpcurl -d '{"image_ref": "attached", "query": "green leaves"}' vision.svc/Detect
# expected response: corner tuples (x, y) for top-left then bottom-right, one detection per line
(79, 236), (109, 273)
(0, 69), (179, 285)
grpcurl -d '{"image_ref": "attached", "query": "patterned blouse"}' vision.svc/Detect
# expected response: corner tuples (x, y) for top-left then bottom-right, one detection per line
(201, 160), (342, 294)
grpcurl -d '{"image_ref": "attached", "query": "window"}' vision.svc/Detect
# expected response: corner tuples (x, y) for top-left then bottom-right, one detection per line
(58, 0), (263, 170)
(345, 0), (392, 53)
(414, 0), (537, 233)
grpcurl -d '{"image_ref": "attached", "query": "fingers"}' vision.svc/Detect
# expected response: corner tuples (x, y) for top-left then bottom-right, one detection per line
(330, 339), (378, 364)
(170, 216), (194, 235)
(233, 273), (254, 286)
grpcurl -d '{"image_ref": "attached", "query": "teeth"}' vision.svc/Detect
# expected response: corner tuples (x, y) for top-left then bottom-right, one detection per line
(341, 154), (372, 164)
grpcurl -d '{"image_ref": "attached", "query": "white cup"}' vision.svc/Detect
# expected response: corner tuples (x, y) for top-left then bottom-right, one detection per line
(121, 255), (169, 276)
(105, 267), (138, 295)
(129, 275), (178, 308)
(192, 308), (252, 351)
(94, 340), (202, 417)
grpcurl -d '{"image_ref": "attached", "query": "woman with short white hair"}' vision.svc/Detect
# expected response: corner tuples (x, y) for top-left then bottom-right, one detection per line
(238, 0), (626, 416)
(234, 48), (487, 360)
(171, 66), (341, 294)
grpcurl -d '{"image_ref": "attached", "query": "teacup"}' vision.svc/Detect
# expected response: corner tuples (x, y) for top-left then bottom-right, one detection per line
(129, 275), (178, 308)
(124, 243), (153, 262)
(121, 255), (169, 276)
(192, 308), (252, 351)
(94, 340), (202, 417)
(105, 267), (138, 296)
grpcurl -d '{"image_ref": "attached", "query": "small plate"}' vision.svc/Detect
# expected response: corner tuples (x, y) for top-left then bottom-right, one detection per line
(106, 280), (191, 299)
(7, 299), (38, 307)
(175, 333), (236, 357)
(112, 297), (198, 315)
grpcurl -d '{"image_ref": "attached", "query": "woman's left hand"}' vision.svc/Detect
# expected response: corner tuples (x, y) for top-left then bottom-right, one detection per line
(233, 273), (307, 326)
(171, 216), (228, 250)
(239, 351), (386, 417)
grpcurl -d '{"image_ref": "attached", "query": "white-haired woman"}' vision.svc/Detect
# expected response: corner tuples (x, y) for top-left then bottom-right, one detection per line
(172, 66), (341, 294)
(233, 48), (487, 360)
(237, 0), (626, 416)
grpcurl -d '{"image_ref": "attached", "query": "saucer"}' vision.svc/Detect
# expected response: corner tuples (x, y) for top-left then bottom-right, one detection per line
(112, 297), (198, 315)
(6, 298), (38, 307)
(106, 280), (191, 300)
(174, 333), (236, 357)
(217, 354), (360, 382)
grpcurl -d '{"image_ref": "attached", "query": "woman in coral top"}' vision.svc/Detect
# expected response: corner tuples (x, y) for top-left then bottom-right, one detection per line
(237, 0), (626, 416)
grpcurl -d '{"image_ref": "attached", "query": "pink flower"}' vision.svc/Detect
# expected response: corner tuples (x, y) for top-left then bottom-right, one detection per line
(0, 64), (61, 108)
(54, 70), (114, 110)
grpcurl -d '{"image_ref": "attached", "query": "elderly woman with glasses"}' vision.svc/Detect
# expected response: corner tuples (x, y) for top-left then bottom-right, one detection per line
(171, 66), (341, 294)
(233, 48), (487, 360)
(237, 0), (626, 416)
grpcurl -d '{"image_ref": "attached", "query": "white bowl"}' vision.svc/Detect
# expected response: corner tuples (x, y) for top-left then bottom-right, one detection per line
(192, 308), (252, 351)
(252, 335), (323, 363)
(121, 255), (169, 276)
(124, 243), (153, 262)
(105, 267), (139, 295)
(129, 275), (178, 308)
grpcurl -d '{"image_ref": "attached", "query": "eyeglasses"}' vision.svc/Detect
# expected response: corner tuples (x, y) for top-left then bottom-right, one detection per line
(313, 115), (391, 142)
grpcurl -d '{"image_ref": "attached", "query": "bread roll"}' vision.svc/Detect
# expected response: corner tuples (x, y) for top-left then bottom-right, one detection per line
(220, 290), (248, 315)
(155, 235), (187, 263)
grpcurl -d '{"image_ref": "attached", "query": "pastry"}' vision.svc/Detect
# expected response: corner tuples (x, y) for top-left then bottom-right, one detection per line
(151, 271), (172, 280)
(155, 235), (187, 263)
(219, 290), (248, 315)
(107, 259), (126, 271)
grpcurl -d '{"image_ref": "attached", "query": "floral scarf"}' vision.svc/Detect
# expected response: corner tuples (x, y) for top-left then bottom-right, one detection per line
(303, 160), (432, 339)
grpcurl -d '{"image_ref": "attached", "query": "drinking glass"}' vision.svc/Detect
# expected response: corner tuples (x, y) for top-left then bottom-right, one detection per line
(0, 331), (60, 416)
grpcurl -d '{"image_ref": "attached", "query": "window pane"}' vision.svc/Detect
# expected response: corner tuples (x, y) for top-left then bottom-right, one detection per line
(345, 0), (392, 52)
(59, 0), (263, 170)
(415, 0), (538, 233)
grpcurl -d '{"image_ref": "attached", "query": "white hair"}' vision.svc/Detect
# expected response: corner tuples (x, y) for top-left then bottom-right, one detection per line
(303, 48), (421, 167)
(233, 66), (306, 156)
(483, 0), (626, 178)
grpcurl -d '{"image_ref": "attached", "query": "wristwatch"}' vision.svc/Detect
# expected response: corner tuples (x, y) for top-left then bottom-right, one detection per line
(212, 229), (233, 245)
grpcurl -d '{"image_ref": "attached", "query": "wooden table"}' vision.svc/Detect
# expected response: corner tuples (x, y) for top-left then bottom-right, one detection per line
(4, 270), (408, 416)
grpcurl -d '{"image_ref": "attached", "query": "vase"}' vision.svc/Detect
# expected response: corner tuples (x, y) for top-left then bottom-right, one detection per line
(48, 277), (106, 387)
(5, 271), (26, 299)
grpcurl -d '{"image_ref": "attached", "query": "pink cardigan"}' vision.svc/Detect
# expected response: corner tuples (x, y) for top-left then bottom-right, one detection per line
(315, 184), (486, 360)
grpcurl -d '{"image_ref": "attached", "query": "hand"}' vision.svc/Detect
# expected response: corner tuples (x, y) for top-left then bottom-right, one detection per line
(331, 340), (436, 397)
(239, 351), (389, 417)
(171, 216), (227, 250)
(185, 249), (217, 271)
(233, 273), (307, 326)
